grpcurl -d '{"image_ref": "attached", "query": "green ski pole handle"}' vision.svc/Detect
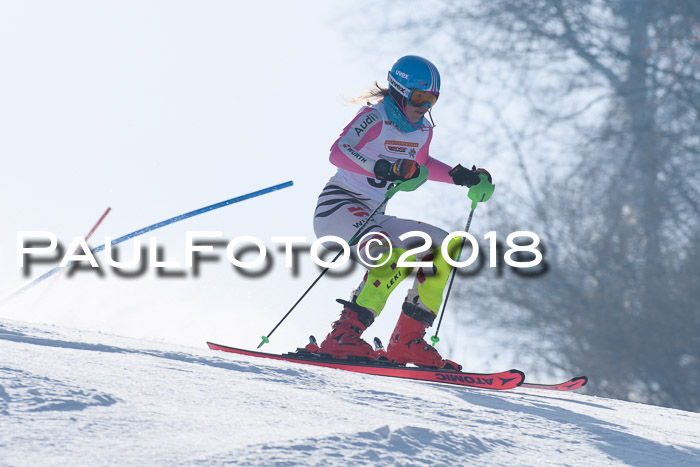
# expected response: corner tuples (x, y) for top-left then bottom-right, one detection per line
(385, 165), (429, 199)
(468, 173), (495, 209)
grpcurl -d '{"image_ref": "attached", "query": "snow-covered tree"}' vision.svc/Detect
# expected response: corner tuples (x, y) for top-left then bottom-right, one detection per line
(375, 0), (700, 410)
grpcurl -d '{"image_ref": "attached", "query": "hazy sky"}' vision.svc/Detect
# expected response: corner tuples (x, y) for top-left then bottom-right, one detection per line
(0, 1), (494, 365)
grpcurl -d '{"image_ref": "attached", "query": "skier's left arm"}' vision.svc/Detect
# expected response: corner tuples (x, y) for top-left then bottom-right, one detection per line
(416, 131), (492, 186)
(415, 130), (453, 183)
(424, 155), (455, 183)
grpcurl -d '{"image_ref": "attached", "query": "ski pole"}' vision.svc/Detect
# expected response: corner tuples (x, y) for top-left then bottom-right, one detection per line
(27, 208), (113, 310)
(257, 197), (389, 349)
(35, 207), (113, 304)
(431, 174), (495, 346)
(4, 181), (293, 302)
(53, 207), (112, 282)
(258, 167), (429, 349)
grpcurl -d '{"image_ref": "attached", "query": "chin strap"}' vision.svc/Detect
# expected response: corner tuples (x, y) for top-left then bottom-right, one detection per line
(426, 108), (436, 128)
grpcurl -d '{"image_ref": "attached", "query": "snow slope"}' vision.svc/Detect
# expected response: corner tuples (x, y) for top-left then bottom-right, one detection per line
(1, 319), (699, 467)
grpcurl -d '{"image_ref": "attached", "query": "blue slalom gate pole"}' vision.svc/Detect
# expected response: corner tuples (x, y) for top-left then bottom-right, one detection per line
(4, 180), (294, 302)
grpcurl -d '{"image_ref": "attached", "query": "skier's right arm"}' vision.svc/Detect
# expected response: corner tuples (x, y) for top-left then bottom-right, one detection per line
(329, 108), (383, 177)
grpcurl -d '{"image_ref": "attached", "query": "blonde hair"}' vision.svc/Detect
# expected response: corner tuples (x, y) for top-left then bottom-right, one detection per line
(350, 81), (390, 105)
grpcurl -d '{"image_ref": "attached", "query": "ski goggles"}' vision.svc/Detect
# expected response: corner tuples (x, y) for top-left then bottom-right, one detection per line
(408, 89), (439, 108)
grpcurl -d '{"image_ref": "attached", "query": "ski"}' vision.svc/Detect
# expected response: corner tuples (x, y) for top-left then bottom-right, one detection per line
(520, 376), (588, 391)
(207, 342), (525, 391)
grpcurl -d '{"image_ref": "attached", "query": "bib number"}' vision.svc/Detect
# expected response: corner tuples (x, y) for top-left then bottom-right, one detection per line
(367, 178), (389, 189)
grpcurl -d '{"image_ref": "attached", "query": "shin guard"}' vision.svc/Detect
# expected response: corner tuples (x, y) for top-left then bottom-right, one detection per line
(356, 247), (415, 315)
(416, 236), (462, 313)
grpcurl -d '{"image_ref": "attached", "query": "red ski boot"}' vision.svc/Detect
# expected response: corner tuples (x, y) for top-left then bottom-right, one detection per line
(382, 301), (461, 370)
(306, 299), (377, 359)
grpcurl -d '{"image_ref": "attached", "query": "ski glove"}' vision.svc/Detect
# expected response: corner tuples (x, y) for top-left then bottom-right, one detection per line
(374, 159), (421, 182)
(449, 164), (492, 187)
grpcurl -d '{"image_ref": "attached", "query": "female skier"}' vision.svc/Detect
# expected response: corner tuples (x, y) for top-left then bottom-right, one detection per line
(307, 55), (491, 370)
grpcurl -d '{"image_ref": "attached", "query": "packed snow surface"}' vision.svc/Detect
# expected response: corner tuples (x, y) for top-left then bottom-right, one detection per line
(1, 319), (699, 466)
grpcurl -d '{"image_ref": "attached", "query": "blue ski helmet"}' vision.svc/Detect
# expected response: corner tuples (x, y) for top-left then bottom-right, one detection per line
(387, 55), (441, 106)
